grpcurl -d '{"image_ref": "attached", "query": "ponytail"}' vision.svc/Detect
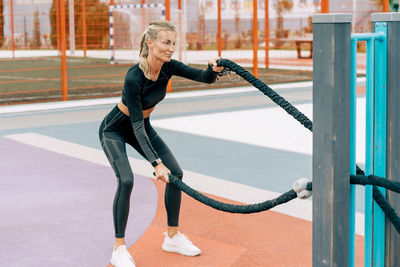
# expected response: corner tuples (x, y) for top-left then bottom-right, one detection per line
(139, 32), (151, 80)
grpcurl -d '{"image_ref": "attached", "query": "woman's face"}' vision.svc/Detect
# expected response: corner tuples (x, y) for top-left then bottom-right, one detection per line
(148, 30), (177, 63)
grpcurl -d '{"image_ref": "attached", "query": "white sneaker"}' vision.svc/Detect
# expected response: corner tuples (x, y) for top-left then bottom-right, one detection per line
(162, 232), (201, 256)
(110, 245), (136, 267)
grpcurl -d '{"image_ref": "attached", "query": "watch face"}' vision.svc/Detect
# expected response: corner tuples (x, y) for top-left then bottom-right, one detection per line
(152, 159), (161, 167)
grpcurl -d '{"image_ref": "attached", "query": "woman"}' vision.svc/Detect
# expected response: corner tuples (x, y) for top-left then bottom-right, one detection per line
(99, 20), (223, 267)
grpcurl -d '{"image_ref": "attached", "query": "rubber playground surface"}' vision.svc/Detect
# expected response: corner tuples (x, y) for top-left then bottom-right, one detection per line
(0, 82), (367, 266)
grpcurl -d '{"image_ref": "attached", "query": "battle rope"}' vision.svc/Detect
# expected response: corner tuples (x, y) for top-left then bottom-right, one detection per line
(163, 59), (400, 233)
(168, 174), (297, 214)
(351, 175), (400, 194)
(216, 58), (313, 131)
(373, 186), (400, 234)
(167, 173), (400, 234)
(214, 59), (400, 227)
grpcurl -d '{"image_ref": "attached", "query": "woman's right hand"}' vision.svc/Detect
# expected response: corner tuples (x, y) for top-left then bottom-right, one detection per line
(154, 162), (171, 183)
(208, 57), (224, 73)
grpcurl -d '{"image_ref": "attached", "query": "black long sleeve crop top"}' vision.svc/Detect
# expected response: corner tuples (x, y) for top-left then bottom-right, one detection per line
(121, 59), (218, 166)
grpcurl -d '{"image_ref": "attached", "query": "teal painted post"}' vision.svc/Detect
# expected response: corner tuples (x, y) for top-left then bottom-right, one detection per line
(351, 31), (386, 267)
(372, 21), (387, 267)
(364, 36), (375, 267)
(349, 38), (357, 267)
(371, 12), (400, 266)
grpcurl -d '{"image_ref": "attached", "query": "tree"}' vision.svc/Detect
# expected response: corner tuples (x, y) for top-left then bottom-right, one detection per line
(32, 10), (41, 48)
(49, 0), (109, 49)
(372, 0), (399, 11)
(113, 12), (132, 49)
(24, 17), (28, 47)
(0, 0), (4, 48)
(273, 0), (293, 48)
(79, 2), (108, 48)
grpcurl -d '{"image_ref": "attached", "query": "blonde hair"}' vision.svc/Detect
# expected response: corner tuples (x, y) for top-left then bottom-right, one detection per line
(139, 21), (176, 80)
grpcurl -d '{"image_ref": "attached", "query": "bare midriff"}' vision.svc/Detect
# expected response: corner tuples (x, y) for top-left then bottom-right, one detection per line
(118, 100), (155, 119)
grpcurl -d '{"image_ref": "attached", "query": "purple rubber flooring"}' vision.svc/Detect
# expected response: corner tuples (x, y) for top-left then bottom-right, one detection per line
(0, 138), (158, 267)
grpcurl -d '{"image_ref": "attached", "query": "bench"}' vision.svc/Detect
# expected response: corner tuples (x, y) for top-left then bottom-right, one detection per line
(274, 38), (313, 59)
(294, 39), (313, 59)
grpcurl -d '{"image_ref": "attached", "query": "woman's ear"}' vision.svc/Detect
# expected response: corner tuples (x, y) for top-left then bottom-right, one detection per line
(147, 38), (153, 48)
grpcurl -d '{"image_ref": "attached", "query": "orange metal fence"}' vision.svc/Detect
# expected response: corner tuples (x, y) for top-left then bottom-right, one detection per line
(0, 0), (394, 105)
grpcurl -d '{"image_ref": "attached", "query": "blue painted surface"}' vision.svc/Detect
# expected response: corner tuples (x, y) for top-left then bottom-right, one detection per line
(351, 28), (387, 267)
(16, 121), (312, 194)
(372, 22), (387, 267)
(0, 90), (371, 213)
(365, 36), (375, 267)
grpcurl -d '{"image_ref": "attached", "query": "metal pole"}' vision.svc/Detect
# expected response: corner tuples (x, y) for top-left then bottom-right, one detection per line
(372, 12), (400, 267)
(217, 0), (221, 57)
(10, 0), (15, 58)
(142, 0), (146, 33)
(312, 13), (352, 267)
(383, 0), (389, 12)
(321, 0), (329, 13)
(372, 19), (387, 267)
(82, 0), (87, 57)
(165, 0), (170, 21)
(365, 35), (375, 267)
(59, 0), (68, 100)
(165, 0), (172, 92)
(252, 0), (258, 78)
(264, 0), (269, 68)
(178, 0), (182, 61)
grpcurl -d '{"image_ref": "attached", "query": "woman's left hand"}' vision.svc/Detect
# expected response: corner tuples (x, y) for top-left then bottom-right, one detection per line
(208, 58), (224, 73)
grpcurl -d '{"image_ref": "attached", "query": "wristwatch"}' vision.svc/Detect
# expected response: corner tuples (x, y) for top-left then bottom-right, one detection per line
(151, 158), (162, 167)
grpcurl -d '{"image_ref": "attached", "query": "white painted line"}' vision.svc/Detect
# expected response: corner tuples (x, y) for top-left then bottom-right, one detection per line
(0, 97), (121, 114)
(152, 96), (367, 165)
(4, 132), (364, 235)
(0, 75), (366, 115)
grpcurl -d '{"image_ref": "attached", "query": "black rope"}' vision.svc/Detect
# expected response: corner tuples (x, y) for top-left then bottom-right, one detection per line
(168, 174), (400, 234)
(216, 58), (313, 131)
(164, 59), (400, 233)
(215, 59), (368, 180)
(351, 175), (400, 194)
(373, 186), (400, 234)
(168, 174), (298, 214)
(168, 173), (400, 212)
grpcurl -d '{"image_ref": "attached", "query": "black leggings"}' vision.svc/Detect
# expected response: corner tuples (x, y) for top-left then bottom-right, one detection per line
(99, 105), (183, 238)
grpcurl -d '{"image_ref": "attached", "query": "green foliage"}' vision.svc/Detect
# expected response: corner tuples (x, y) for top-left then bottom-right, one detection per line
(49, 0), (109, 49)
(76, 2), (109, 48)
(113, 12), (132, 49)
(391, 0), (399, 11)
(372, 0), (399, 11)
